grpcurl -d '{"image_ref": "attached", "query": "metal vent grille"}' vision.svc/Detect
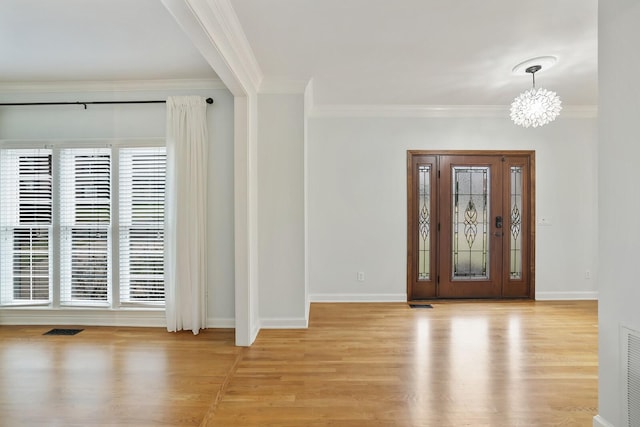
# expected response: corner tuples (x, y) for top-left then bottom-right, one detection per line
(623, 326), (640, 427)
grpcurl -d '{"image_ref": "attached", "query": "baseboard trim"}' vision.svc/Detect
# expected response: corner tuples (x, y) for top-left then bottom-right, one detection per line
(260, 317), (309, 329)
(310, 293), (407, 303)
(0, 308), (166, 327)
(593, 415), (615, 427)
(536, 291), (599, 300)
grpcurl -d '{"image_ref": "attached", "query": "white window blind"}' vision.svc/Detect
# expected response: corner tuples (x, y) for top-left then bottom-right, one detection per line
(119, 147), (166, 305)
(0, 149), (53, 305)
(59, 148), (111, 305)
(1, 142), (165, 310)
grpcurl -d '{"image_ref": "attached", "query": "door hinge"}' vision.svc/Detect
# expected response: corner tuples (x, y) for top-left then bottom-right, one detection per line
(437, 275), (440, 284)
(438, 170), (441, 178)
(437, 223), (440, 232)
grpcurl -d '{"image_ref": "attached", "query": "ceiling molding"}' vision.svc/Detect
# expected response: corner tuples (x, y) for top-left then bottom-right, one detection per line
(0, 79), (227, 94)
(179, 0), (263, 95)
(208, 0), (262, 90)
(310, 104), (598, 119)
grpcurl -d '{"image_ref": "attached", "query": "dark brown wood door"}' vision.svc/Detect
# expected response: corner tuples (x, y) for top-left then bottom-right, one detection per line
(407, 151), (534, 300)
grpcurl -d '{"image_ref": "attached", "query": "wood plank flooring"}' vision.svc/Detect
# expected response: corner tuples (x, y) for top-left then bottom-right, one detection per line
(0, 301), (598, 426)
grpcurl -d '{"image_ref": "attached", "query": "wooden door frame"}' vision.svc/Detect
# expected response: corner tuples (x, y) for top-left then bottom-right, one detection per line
(407, 150), (536, 300)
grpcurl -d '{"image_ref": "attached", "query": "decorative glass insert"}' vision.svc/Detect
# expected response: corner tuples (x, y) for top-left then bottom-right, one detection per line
(452, 166), (489, 279)
(418, 165), (430, 280)
(510, 166), (523, 279)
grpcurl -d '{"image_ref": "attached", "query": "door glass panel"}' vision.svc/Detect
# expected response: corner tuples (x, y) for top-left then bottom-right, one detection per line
(452, 166), (489, 280)
(510, 166), (523, 279)
(418, 165), (430, 280)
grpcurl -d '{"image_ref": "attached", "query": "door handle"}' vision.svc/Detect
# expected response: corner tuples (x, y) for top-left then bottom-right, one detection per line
(495, 216), (503, 229)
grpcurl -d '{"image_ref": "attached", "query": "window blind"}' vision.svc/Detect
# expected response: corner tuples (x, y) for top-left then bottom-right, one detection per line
(1, 143), (165, 309)
(59, 148), (111, 305)
(119, 147), (166, 304)
(0, 149), (52, 305)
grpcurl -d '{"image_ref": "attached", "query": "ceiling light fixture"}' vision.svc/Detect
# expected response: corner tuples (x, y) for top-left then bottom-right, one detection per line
(510, 64), (562, 128)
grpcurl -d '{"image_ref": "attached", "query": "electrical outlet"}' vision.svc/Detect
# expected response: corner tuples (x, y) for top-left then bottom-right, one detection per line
(585, 270), (591, 279)
(357, 272), (365, 282)
(538, 217), (552, 226)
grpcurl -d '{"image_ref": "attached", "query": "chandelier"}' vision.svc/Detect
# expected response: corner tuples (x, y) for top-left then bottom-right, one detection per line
(510, 64), (562, 128)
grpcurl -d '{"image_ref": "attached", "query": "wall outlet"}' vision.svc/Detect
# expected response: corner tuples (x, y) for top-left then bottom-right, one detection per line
(585, 270), (591, 279)
(538, 216), (552, 226)
(357, 271), (365, 282)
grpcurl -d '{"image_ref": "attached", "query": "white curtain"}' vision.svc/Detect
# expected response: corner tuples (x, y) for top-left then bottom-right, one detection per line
(165, 96), (208, 335)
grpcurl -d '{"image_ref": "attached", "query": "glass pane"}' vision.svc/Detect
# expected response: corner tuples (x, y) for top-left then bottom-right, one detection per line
(418, 165), (430, 280)
(510, 167), (523, 279)
(12, 228), (50, 300)
(119, 147), (166, 304)
(0, 149), (53, 305)
(452, 166), (489, 280)
(59, 148), (111, 305)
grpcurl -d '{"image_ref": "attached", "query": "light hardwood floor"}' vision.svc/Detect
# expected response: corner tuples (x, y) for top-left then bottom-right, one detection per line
(0, 301), (597, 426)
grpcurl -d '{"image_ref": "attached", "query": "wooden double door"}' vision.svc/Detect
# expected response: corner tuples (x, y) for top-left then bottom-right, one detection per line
(407, 151), (535, 300)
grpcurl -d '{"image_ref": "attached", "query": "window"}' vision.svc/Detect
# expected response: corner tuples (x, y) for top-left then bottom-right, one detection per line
(0, 149), (52, 304)
(0, 143), (166, 308)
(119, 148), (165, 304)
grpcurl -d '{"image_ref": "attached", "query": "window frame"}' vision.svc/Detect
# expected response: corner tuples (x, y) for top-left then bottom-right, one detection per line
(0, 138), (166, 310)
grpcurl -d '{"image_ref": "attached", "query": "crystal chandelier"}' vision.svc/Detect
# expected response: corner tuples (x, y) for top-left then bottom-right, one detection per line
(510, 65), (562, 128)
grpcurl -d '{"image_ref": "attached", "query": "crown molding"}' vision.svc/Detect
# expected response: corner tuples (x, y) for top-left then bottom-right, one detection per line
(181, 0), (263, 94)
(208, 0), (262, 91)
(310, 104), (598, 119)
(0, 78), (227, 94)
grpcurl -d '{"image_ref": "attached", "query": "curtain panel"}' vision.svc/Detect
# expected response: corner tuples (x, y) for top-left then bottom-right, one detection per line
(164, 96), (208, 334)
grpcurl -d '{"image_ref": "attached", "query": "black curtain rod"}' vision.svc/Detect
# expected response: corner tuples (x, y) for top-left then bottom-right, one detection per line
(0, 97), (214, 109)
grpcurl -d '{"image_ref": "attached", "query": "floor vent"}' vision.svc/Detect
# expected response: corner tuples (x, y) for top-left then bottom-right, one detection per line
(43, 328), (84, 336)
(622, 326), (640, 427)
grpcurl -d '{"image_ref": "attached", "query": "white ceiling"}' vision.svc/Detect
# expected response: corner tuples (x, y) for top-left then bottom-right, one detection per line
(0, 0), (217, 82)
(0, 0), (597, 107)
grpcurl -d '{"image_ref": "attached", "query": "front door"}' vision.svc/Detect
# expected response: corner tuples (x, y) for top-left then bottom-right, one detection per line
(407, 151), (534, 300)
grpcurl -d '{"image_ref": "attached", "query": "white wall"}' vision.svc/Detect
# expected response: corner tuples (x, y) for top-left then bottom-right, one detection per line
(0, 84), (236, 326)
(596, 2), (640, 426)
(257, 94), (306, 326)
(307, 114), (598, 301)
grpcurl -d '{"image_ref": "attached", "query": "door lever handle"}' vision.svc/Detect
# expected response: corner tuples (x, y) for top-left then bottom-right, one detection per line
(495, 216), (503, 229)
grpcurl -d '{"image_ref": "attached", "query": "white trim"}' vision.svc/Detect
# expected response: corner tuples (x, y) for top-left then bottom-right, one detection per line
(0, 137), (165, 149)
(310, 104), (598, 119)
(310, 293), (407, 303)
(203, 0), (263, 91)
(0, 79), (226, 94)
(535, 291), (599, 300)
(251, 322), (260, 342)
(180, 0), (262, 94)
(0, 308), (165, 327)
(206, 317), (235, 328)
(260, 317), (309, 329)
(303, 79), (313, 330)
(0, 309), (237, 329)
(593, 415), (615, 427)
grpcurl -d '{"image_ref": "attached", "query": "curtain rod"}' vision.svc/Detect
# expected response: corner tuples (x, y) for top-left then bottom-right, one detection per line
(0, 97), (214, 109)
